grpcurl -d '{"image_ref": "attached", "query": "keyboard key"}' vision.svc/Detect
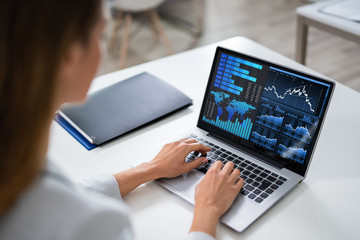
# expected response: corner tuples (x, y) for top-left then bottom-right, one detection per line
(190, 134), (197, 138)
(279, 176), (287, 182)
(267, 176), (277, 182)
(197, 168), (207, 174)
(220, 153), (228, 158)
(238, 156), (245, 161)
(249, 174), (256, 179)
(214, 150), (222, 155)
(240, 189), (249, 196)
(251, 163), (258, 168)
(232, 154), (239, 158)
(244, 185), (255, 191)
(251, 182), (260, 187)
(260, 193), (269, 199)
(248, 193), (256, 200)
(264, 169), (271, 174)
(240, 162), (247, 167)
(265, 188), (274, 194)
(255, 197), (263, 203)
(276, 180), (284, 185)
(253, 169), (261, 174)
(246, 166), (254, 171)
(260, 172), (268, 178)
(243, 170), (251, 176)
(225, 151), (232, 155)
(220, 148), (226, 152)
(271, 173), (279, 178)
(245, 178), (253, 184)
(270, 184), (279, 190)
(234, 159), (240, 164)
(258, 166), (264, 171)
(258, 180), (272, 191)
(255, 177), (263, 182)
(245, 160), (251, 164)
(253, 189), (261, 195)
(227, 156), (235, 161)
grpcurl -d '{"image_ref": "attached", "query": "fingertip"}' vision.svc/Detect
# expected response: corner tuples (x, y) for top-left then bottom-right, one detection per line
(236, 177), (245, 187)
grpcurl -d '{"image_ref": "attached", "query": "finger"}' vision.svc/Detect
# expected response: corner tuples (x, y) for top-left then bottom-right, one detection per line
(230, 168), (241, 182)
(182, 138), (198, 144)
(185, 157), (208, 172)
(221, 161), (235, 175)
(235, 177), (245, 190)
(209, 160), (223, 171)
(185, 142), (211, 154)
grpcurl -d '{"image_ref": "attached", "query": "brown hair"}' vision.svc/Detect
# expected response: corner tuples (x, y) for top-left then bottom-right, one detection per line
(0, 0), (101, 214)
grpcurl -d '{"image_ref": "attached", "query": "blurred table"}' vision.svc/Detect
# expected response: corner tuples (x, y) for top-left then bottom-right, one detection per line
(296, 1), (360, 64)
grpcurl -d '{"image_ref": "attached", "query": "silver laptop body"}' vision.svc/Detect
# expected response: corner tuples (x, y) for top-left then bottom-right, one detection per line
(157, 47), (335, 232)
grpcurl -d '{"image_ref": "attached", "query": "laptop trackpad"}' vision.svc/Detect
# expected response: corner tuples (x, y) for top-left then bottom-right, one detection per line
(159, 170), (204, 199)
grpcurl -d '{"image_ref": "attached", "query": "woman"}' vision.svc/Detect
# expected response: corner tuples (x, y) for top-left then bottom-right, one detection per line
(0, 1), (244, 239)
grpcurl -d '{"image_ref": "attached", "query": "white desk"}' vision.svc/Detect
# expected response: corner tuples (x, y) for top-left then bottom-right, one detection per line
(48, 37), (360, 240)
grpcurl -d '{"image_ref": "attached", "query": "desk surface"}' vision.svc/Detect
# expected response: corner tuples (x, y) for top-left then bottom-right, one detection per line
(48, 37), (360, 240)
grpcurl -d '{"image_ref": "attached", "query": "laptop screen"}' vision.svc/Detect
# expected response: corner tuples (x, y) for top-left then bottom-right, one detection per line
(198, 47), (334, 176)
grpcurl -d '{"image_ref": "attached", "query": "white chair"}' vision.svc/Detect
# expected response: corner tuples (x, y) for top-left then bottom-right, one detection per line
(108, 0), (174, 69)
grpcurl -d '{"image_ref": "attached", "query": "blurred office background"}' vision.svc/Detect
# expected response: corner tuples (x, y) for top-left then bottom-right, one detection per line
(99, 0), (360, 92)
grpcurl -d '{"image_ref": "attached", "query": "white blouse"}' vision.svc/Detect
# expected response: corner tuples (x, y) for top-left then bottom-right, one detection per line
(0, 161), (214, 240)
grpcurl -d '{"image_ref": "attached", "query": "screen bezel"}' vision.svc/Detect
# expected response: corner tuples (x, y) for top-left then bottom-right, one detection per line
(197, 46), (335, 177)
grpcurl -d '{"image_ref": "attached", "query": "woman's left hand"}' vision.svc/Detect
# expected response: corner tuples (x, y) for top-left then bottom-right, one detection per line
(149, 138), (211, 179)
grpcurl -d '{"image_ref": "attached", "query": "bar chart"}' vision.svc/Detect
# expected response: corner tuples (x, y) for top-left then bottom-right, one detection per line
(203, 116), (253, 140)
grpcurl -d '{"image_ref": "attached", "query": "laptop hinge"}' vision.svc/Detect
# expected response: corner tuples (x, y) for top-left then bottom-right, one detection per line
(207, 131), (286, 169)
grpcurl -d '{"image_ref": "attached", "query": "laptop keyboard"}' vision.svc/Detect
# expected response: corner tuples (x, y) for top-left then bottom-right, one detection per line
(186, 134), (287, 204)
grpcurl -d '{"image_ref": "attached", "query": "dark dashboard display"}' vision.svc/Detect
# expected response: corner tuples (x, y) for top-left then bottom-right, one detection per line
(198, 47), (334, 176)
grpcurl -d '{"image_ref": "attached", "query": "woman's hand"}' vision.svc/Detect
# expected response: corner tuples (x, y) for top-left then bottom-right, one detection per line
(190, 161), (244, 237)
(114, 138), (211, 197)
(149, 138), (211, 179)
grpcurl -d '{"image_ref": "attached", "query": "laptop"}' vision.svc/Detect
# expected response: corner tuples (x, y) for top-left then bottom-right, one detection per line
(157, 46), (335, 232)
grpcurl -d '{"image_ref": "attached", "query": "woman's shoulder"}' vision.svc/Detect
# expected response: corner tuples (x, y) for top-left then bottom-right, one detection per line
(0, 166), (133, 240)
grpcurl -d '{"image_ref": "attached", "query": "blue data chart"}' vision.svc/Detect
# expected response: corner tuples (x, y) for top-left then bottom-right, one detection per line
(210, 91), (256, 121)
(203, 91), (257, 140)
(203, 116), (253, 140)
(283, 123), (312, 144)
(263, 67), (329, 116)
(277, 144), (307, 164)
(257, 115), (283, 132)
(254, 101), (285, 132)
(250, 131), (277, 151)
(213, 53), (265, 96)
(249, 98), (317, 165)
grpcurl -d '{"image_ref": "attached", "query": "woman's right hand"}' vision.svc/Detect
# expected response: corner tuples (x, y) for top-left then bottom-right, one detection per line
(189, 161), (244, 237)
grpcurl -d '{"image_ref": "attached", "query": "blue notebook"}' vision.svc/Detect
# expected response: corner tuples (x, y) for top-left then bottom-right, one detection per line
(55, 72), (192, 150)
(54, 114), (97, 150)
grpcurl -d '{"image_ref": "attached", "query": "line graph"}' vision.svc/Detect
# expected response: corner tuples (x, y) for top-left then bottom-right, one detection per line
(264, 85), (315, 113)
(283, 124), (312, 144)
(250, 131), (277, 151)
(263, 68), (328, 116)
(257, 114), (283, 131)
(277, 144), (307, 164)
